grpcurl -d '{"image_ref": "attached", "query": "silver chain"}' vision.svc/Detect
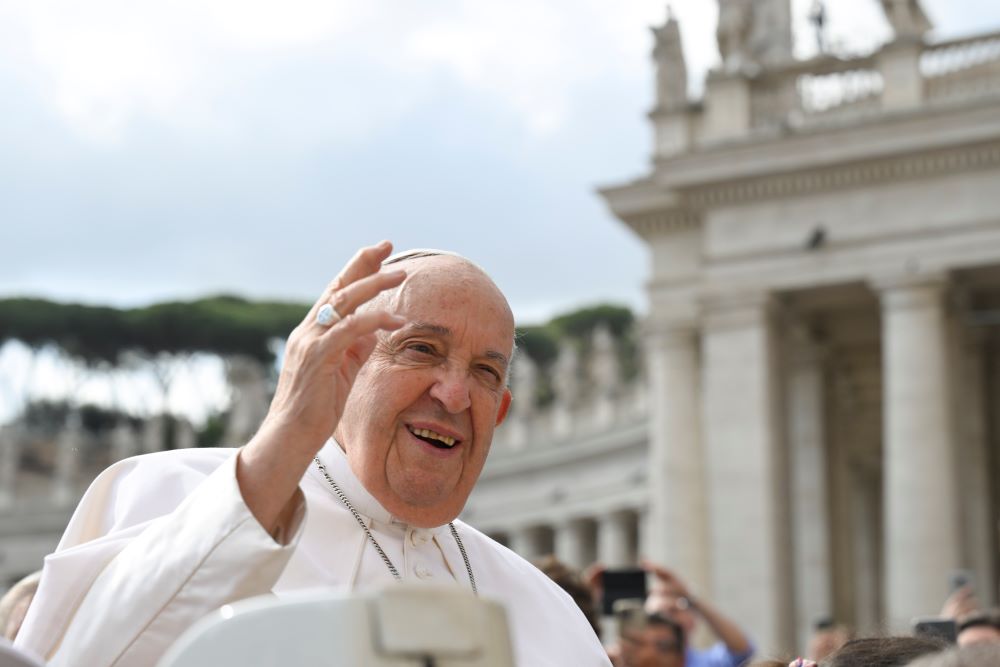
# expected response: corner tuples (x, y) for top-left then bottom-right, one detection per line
(313, 457), (477, 595)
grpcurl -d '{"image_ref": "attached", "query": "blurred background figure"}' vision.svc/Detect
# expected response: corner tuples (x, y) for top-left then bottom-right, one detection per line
(954, 611), (1000, 648)
(805, 618), (850, 661)
(820, 636), (945, 667)
(905, 640), (1000, 667)
(536, 555), (602, 639)
(619, 612), (687, 667)
(642, 562), (753, 667)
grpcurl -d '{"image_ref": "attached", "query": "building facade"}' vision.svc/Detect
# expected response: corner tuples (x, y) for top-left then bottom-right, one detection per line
(468, 0), (1000, 655)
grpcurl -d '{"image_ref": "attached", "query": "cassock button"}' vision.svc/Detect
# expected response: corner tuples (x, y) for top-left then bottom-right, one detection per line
(415, 564), (432, 579)
(411, 530), (430, 546)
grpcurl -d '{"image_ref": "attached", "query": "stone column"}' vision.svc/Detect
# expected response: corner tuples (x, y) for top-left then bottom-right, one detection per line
(555, 518), (593, 570)
(552, 342), (581, 439)
(955, 326), (995, 604)
(598, 510), (633, 568)
(0, 424), (22, 508)
(702, 293), (792, 653)
(110, 421), (136, 461)
(786, 330), (833, 651)
(645, 318), (710, 597)
(506, 354), (539, 450)
(509, 526), (550, 562)
(879, 37), (924, 111)
(591, 325), (622, 428)
(53, 410), (83, 506)
(876, 274), (960, 630)
(142, 414), (166, 453)
(175, 418), (198, 449)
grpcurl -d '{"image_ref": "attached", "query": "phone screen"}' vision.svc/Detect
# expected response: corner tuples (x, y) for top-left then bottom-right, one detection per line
(913, 618), (957, 644)
(601, 568), (648, 616)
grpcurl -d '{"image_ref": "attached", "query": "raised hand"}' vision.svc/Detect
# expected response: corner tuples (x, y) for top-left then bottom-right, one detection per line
(265, 240), (406, 448)
(237, 241), (407, 535)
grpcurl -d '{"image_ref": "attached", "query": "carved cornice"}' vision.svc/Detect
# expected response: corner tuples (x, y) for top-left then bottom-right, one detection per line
(685, 140), (1000, 208)
(624, 208), (702, 237)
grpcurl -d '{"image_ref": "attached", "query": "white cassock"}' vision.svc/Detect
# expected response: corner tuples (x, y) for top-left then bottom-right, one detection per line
(15, 441), (610, 667)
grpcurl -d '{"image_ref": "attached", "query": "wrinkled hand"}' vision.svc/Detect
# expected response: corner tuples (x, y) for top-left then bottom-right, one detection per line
(640, 559), (691, 599)
(941, 585), (979, 621)
(262, 240), (406, 451)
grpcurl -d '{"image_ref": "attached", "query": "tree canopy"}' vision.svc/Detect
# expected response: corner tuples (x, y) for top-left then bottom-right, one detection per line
(0, 296), (308, 364)
(0, 296), (636, 368)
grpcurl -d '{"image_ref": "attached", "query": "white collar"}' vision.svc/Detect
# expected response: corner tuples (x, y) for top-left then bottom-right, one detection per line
(313, 439), (447, 537)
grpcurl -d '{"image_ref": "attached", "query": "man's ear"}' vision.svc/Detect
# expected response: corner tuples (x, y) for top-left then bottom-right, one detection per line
(496, 389), (512, 426)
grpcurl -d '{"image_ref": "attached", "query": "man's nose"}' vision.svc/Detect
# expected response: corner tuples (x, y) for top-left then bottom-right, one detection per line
(429, 366), (472, 413)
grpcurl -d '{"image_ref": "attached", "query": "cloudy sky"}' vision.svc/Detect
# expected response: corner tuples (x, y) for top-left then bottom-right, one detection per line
(3, 0), (999, 325)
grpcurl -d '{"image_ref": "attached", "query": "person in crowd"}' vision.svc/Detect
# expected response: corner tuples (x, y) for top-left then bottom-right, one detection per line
(937, 580), (1000, 647)
(820, 636), (946, 667)
(904, 640), (1000, 667)
(805, 619), (850, 662)
(15, 243), (610, 666)
(954, 609), (1000, 647)
(619, 612), (687, 667)
(0, 571), (41, 641)
(642, 560), (754, 667)
(940, 584), (979, 623)
(536, 555), (602, 638)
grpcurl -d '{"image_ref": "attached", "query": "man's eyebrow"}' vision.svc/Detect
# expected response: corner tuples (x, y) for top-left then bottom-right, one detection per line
(407, 322), (451, 337)
(485, 350), (509, 368)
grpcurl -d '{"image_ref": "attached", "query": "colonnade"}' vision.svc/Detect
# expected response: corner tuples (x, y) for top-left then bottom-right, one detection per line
(496, 508), (642, 571)
(643, 273), (990, 650)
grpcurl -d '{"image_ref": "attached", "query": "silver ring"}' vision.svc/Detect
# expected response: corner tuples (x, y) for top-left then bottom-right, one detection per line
(316, 303), (342, 327)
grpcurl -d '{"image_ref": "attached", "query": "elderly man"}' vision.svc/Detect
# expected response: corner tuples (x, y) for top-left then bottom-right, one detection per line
(15, 243), (609, 666)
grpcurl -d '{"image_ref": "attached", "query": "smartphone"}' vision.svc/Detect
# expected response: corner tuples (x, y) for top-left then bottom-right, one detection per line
(913, 617), (957, 644)
(601, 568), (648, 616)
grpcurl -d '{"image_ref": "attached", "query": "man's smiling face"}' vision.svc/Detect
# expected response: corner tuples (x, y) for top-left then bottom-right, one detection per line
(334, 254), (514, 528)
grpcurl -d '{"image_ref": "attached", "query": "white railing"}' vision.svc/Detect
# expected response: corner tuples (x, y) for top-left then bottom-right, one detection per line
(748, 54), (884, 131)
(491, 381), (648, 455)
(798, 68), (883, 120)
(922, 30), (1000, 104)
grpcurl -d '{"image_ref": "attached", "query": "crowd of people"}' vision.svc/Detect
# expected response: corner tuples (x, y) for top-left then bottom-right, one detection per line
(536, 555), (1000, 667)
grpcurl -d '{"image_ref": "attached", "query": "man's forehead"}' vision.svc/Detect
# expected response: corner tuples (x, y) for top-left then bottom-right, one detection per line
(390, 254), (512, 317)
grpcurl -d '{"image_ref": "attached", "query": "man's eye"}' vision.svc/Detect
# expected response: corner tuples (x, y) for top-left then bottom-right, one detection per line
(478, 365), (502, 382)
(406, 342), (435, 355)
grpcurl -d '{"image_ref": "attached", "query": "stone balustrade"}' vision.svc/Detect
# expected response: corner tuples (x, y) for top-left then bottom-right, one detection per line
(922, 30), (1000, 104)
(492, 326), (646, 455)
(681, 27), (1000, 154)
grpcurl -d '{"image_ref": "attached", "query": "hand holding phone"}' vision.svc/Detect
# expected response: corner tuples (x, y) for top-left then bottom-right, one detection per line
(601, 568), (648, 616)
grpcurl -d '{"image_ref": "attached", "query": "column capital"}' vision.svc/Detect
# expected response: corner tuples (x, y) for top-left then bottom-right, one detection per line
(700, 289), (777, 331)
(869, 269), (950, 306)
(642, 315), (699, 345)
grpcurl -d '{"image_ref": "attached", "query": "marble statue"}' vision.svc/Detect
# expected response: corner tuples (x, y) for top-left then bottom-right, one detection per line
(879, 0), (932, 39)
(652, 8), (688, 112)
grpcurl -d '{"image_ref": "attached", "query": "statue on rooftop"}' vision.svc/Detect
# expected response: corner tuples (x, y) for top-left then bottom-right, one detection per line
(716, 0), (752, 73)
(652, 7), (688, 112)
(879, 0), (932, 40)
(717, 0), (793, 73)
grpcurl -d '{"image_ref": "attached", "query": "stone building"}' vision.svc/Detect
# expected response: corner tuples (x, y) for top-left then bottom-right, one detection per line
(467, 0), (1000, 656)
